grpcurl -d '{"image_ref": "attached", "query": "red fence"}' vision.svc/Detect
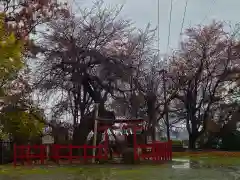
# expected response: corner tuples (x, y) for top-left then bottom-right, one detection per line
(13, 141), (172, 166)
(134, 141), (172, 161)
(13, 144), (108, 166)
(14, 145), (46, 166)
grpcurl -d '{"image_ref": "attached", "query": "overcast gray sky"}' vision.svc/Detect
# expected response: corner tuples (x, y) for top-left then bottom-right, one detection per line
(73, 0), (240, 54)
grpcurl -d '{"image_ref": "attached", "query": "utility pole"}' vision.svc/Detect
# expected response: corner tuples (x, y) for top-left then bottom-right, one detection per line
(162, 69), (170, 141)
(92, 103), (99, 163)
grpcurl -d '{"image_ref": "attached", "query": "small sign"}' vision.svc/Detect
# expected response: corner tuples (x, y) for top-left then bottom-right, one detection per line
(43, 126), (52, 134)
(42, 135), (54, 144)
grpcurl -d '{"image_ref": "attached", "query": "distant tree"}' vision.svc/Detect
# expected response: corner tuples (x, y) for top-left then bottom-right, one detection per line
(169, 22), (240, 149)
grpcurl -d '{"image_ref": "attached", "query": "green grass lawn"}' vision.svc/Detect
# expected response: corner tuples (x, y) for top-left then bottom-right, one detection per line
(1, 154), (240, 180)
(1, 164), (239, 180)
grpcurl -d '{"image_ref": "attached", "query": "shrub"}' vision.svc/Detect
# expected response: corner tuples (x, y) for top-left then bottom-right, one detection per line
(221, 131), (240, 151)
(172, 140), (183, 146)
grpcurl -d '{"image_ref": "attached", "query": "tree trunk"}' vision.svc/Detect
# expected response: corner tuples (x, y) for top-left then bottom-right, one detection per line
(188, 134), (197, 150)
(72, 107), (115, 155)
(166, 123), (170, 141)
(151, 126), (156, 141)
(88, 132), (103, 159)
(72, 116), (94, 155)
(146, 93), (157, 142)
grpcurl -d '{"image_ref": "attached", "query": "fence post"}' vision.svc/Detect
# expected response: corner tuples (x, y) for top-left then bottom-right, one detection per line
(83, 144), (87, 163)
(167, 142), (169, 160)
(51, 144), (54, 161)
(166, 142), (169, 161)
(156, 143), (159, 161)
(98, 145), (102, 160)
(51, 144), (54, 163)
(169, 140), (172, 160)
(164, 142), (167, 161)
(55, 144), (59, 164)
(69, 144), (72, 164)
(27, 145), (31, 165)
(166, 141), (169, 160)
(159, 143), (161, 161)
(40, 145), (44, 165)
(133, 126), (138, 161)
(13, 144), (16, 167)
(162, 143), (164, 161)
(153, 143), (156, 161)
(153, 143), (155, 161)
(104, 130), (108, 160)
(160, 143), (163, 160)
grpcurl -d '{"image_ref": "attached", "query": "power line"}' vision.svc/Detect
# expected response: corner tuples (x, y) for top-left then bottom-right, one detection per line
(180, 0), (188, 35)
(166, 0), (173, 55)
(163, 0), (173, 139)
(200, 0), (216, 24)
(157, 0), (160, 58)
(178, 0), (189, 48)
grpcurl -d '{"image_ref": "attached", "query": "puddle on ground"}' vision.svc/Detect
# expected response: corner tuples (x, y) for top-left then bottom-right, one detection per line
(171, 158), (239, 169)
(172, 158), (240, 177)
(171, 158), (206, 169)
(171, 159), (190, 169)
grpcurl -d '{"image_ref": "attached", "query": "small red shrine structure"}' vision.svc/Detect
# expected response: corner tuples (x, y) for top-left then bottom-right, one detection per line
(13, 118), (172, 166)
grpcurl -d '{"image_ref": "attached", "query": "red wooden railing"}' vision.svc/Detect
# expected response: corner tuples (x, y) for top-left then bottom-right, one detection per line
(52, 144), (108, 163)
(13, 124), (172, 166)
(134, 141), (172, 161)
(13, 145), (47, 166)
(13, 143), (108, 166)
(13, 141), (172, 166)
